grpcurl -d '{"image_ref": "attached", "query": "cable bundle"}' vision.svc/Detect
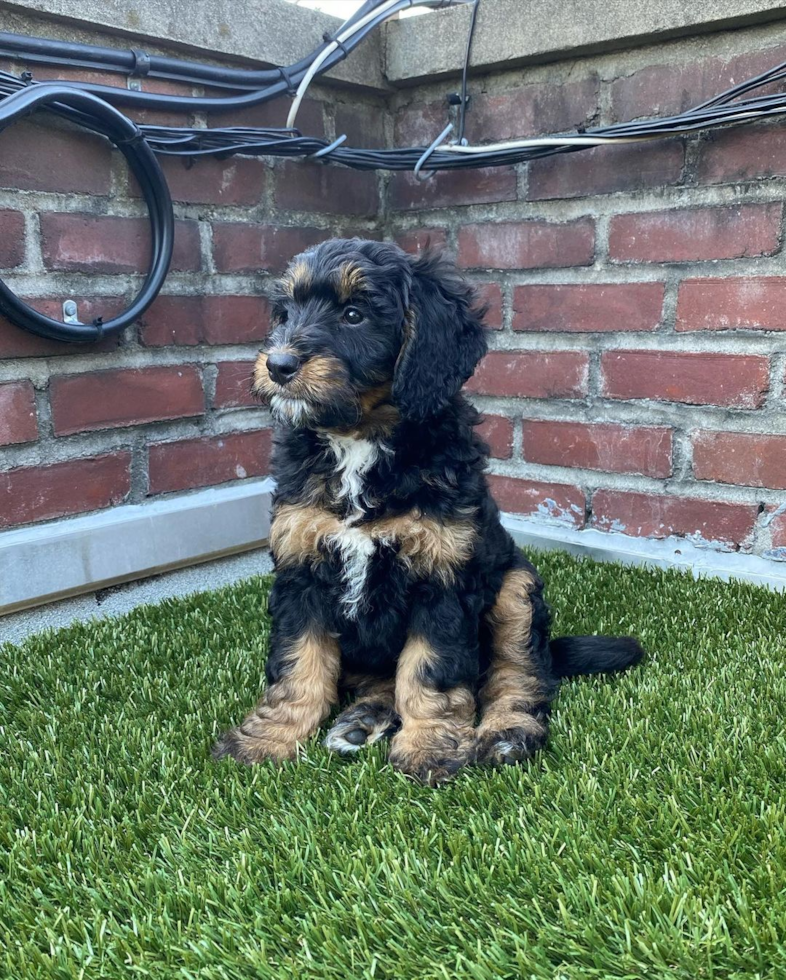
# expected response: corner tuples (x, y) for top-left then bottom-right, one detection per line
(0, 0), (785, 340)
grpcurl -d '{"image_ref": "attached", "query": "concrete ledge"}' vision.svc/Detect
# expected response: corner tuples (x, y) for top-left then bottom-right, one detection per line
(386, 0), (786, 84)
(0, 0), (385, 90)
(1, 547), (274, 646)
(502, 513), (786, 592)
(0, 478), (274, 616)
(8, 0), (786, 96)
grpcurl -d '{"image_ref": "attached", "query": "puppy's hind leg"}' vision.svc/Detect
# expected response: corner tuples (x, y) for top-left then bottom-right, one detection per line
(324, 675), (399, 755)
(474, 566), (558, 766)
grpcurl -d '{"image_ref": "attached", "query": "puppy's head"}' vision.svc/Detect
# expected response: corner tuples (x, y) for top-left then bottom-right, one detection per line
(255, 238), (487, 429)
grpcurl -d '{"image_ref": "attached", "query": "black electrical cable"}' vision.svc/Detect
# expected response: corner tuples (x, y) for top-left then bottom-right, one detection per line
(0, 0), (423, 113)
(0, 0), (382, 90)
(455, 0), (480, 144)
(1, 0), (786, 342)
(0, 0), (426, 343)
(0, 83), (172, 343)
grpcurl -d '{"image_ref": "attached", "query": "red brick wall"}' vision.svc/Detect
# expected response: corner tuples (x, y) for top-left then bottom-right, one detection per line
(3, 19), (786, 570)
(0, 58), (382, 531)
(389, 26), (786, 563)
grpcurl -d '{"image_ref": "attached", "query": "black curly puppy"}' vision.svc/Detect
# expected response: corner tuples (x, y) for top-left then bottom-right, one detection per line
(214, 238), (643, 785)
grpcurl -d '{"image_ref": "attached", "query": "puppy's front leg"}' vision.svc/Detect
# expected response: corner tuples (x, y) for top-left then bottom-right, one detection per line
(214, 577), (340, 765)
(389, 591), (477, 787)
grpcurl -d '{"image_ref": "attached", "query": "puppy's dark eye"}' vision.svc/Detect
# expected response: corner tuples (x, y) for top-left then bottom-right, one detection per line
(277, 309), (289, 324)
(343, 307), (364, 325)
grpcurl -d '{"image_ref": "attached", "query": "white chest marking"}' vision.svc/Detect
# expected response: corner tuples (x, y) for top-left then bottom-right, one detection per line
(325, 433), (379, 518)
(324, 433), (380, 616)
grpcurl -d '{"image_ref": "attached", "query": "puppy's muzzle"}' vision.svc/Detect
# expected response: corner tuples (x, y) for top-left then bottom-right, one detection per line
(267, 352), (301, 386)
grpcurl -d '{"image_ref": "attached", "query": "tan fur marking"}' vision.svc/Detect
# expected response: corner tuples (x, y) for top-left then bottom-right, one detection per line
(270, 503), (343, 565)
(253, 352), (349, 405)
(341, 383), (399, 440)
(271, 503), (476, 582)
(281, 261), (312, 298)
(297, 355), (348, 397)
(477, 568), (547, 739)
(336, 262), (367, 303)
(343, 673), (397, 703)
(374, 512), (477, 584)
(394, 308), (417, 378)
(222, 630), (340, 762)
(389, 636), (476, 785)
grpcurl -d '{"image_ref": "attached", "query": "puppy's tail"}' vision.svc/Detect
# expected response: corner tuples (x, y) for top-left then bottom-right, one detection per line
(549, 635), (644, 678)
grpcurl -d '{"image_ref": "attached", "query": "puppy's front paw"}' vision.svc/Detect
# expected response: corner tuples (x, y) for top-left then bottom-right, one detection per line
(474, 722), (548, 767)
(212, 724), (297, 765)
(324, 701), (400, 755)
(389, 724), (473, 787)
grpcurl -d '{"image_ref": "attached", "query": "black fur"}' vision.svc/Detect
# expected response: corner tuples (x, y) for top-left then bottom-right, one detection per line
(550, 635), (646, 677)
(219, 238), (643, 780)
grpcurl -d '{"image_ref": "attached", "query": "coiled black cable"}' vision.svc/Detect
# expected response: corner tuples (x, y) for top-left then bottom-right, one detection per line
(0, 83), (172, 342)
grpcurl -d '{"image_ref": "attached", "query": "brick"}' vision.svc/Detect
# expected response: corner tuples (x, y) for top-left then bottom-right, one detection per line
(50, 365), (204, 436)
(0, 120), (111, 195)
(467, 350), (588, 399)
(487, 474), (585, 527)
(213, 360), (258, 409)
(395, 227), (449, 254)
(0, 210), (25, 268)
(0, 452), (131, 529)
(601, 350), (769, 408)
(473, 282), (503, 330)
(148, 429), (272, 494)
(124, 106), (192, 128)
(766, 508), (786, 550)
(591, 489), (757, 547)
(335, 101), (386, 148)
(335, 226), (383, 243)
(131, 155), (266, 206)
(465, 77), (599, 142)
(458, 218), (594, 270)
(513, 282), (664, 333)
(140, 295), (270, 347)
(609, 204), (783, 263)
(610, 47), (786, 123)
(389, 167), (517, 211)
(0, 298), (122, 357)
(199, 296), (268, 347)
(698, 124), (786, 184)
(676, 277), (786, 332)
(141, 78), (195, 96)
(477, 414), (513, 459)
(208, 98), (325, 137)
(692, 430), (786, 489)
(274, 161), (378, 216)
(40, 214), (201, 273)
(528, 140), (684, 200)
(0, 381), (37, 446)
(212, 223), (330, 274)
(395, 100), (446, 145)
(522, 420), (672, 477)
(27, 65), (126, 88)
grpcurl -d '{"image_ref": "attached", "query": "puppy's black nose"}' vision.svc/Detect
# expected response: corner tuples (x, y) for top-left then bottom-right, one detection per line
(267, 352), (300, 385)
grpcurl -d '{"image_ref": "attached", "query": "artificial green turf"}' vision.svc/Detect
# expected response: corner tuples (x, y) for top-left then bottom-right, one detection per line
(2, 552), (786, 980)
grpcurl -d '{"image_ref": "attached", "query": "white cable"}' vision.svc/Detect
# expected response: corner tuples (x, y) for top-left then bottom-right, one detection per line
(287, 0), (474, 130)
(288, 0), (402, 130)
(429, 108), (769, 157)
(442, 135), (655, 152)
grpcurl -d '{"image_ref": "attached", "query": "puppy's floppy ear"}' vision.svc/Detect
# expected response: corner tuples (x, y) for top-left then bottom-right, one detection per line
(392, 250), (487, 421)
